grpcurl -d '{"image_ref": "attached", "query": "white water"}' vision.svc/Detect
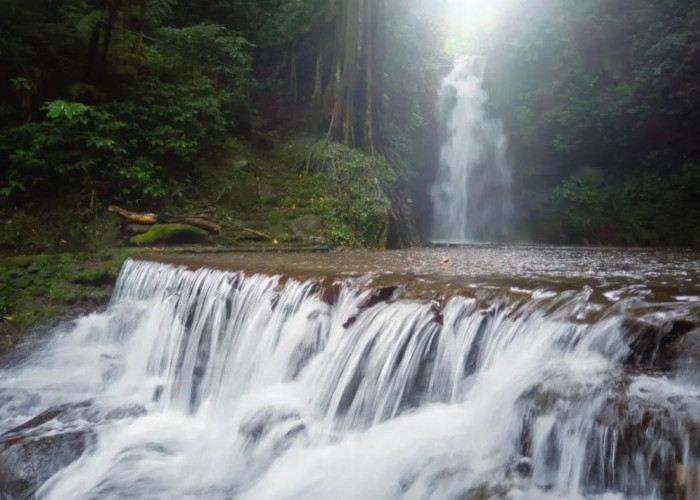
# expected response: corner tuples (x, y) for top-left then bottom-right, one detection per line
(0, 259), (698, 499)
(431, 56), (512, 243)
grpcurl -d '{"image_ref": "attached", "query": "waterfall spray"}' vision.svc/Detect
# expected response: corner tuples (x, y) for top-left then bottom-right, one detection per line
(431, 56), (512, 243)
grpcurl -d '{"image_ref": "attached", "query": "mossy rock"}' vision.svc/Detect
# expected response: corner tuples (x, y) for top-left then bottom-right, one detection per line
(130, 224), (209, 246)
(287, 215), (322, 239)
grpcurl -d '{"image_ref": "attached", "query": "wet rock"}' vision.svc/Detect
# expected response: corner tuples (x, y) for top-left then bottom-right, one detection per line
(460, 483), (510, 499)
(343, 286), (398, 328)
(239, 406), (307, 456)
(430, 300), (444, 326)
(359, 286), (398, 310)
(318, 280), (342, 306)
(0, 428), (95, 499)
(675, 463), (700, 499)
(517, 373), (700, 498)
(622, 318), (697, 368)
(0, 400), (147, 498)
(0, 401), (96, 498)
(507, 457), (533, 479)
(152, 385), (164, 402)
(102, 404), (146, 421)
(661, 327), (700, 370)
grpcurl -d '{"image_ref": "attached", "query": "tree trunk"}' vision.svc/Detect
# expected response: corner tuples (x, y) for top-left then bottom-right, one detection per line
(324, 0), (385, 151)
(101, 0), (117, 67)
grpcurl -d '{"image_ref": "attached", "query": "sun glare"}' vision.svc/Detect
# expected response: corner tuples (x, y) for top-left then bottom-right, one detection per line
(443, 0), (512, 52)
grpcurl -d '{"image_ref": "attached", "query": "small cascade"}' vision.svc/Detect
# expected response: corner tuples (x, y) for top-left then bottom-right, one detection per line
(0, 259), (698, 499)
(431, 56), (512, 243)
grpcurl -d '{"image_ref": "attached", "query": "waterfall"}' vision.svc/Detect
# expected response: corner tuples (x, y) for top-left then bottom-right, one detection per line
(0, 259), (698, 499)
(431, 56), (512, 243)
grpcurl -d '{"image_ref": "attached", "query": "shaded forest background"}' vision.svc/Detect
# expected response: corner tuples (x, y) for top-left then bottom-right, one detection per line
(1, 0), (699, 250)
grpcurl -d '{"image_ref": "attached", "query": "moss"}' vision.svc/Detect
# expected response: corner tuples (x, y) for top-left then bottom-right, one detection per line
(0, 207), (120, 255)
(0, 248), (142, 351)
(130, 224), (209, 246)
(71, 269), (118, 286)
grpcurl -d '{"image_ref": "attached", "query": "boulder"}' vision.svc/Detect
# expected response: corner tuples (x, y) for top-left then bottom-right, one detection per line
(621, 318), (697, 368)
(287, 215), (322, 239)
(130, 223), (209, 246)
(662, 327), (700, 371)
(0, 428), (95, 498)
(0, 400), (146, 498)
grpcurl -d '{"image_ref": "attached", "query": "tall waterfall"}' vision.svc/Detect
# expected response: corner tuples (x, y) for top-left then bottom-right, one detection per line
(0, 259), (698, 499)
(431, 56), (512, 243)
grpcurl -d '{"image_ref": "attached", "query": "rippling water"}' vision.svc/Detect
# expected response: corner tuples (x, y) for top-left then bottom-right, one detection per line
(147, 245), (700, 303)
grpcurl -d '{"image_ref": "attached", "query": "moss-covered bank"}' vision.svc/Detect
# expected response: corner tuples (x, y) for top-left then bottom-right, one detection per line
(0, 249), (141, 352)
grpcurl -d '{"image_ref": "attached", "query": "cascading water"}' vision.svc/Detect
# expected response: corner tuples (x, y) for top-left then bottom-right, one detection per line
(0, 257), (698, 499)
(431, 56), (512, 243)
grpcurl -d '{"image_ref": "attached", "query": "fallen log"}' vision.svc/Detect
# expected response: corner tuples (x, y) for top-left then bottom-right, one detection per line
(108, 206), (221, 233)
(158, 215), (221, 233)
(107, 206), (157, 224)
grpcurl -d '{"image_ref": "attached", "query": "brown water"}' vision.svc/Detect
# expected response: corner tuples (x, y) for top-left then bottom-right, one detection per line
(140, 244), (700, 305)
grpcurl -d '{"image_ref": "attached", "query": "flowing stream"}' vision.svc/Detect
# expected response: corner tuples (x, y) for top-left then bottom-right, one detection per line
(431, 56), (511, 243)
(0, 247), (699, 499)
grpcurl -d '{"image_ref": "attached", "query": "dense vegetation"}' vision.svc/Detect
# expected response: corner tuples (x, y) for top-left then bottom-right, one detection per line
(0, 0), (444, 253)
(0, 0), (699, 250)
(485, 0), (700, 246)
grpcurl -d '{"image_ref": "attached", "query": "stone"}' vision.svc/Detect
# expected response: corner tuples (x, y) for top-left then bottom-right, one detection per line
(0, 400), (146, 498)
(0, 428), (95, 498)
(130, 224), (209, 246)
(662, 327), (700, 370)
(318, 280), (342, 305)
(287, 215), (322, 239)
(343, 286), (398, 328)
(622, 318), (697, 368)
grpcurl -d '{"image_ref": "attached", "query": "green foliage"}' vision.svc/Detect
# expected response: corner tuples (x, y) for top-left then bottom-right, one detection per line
(545, 164), (700, 246)
(485, 0), (700, 245)
(1, 20), (252, 206)
(308, 142), (394, 247)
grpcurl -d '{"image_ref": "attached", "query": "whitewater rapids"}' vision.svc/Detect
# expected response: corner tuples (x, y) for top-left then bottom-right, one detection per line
(0, 258), (698, 499)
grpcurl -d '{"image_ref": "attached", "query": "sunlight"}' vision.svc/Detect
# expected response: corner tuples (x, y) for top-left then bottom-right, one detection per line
(443, 0), (513, 52)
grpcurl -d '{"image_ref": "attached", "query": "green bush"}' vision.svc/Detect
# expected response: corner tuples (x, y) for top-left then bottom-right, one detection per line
(308, 142), (394, 247)
(547, 163), (700, 246)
